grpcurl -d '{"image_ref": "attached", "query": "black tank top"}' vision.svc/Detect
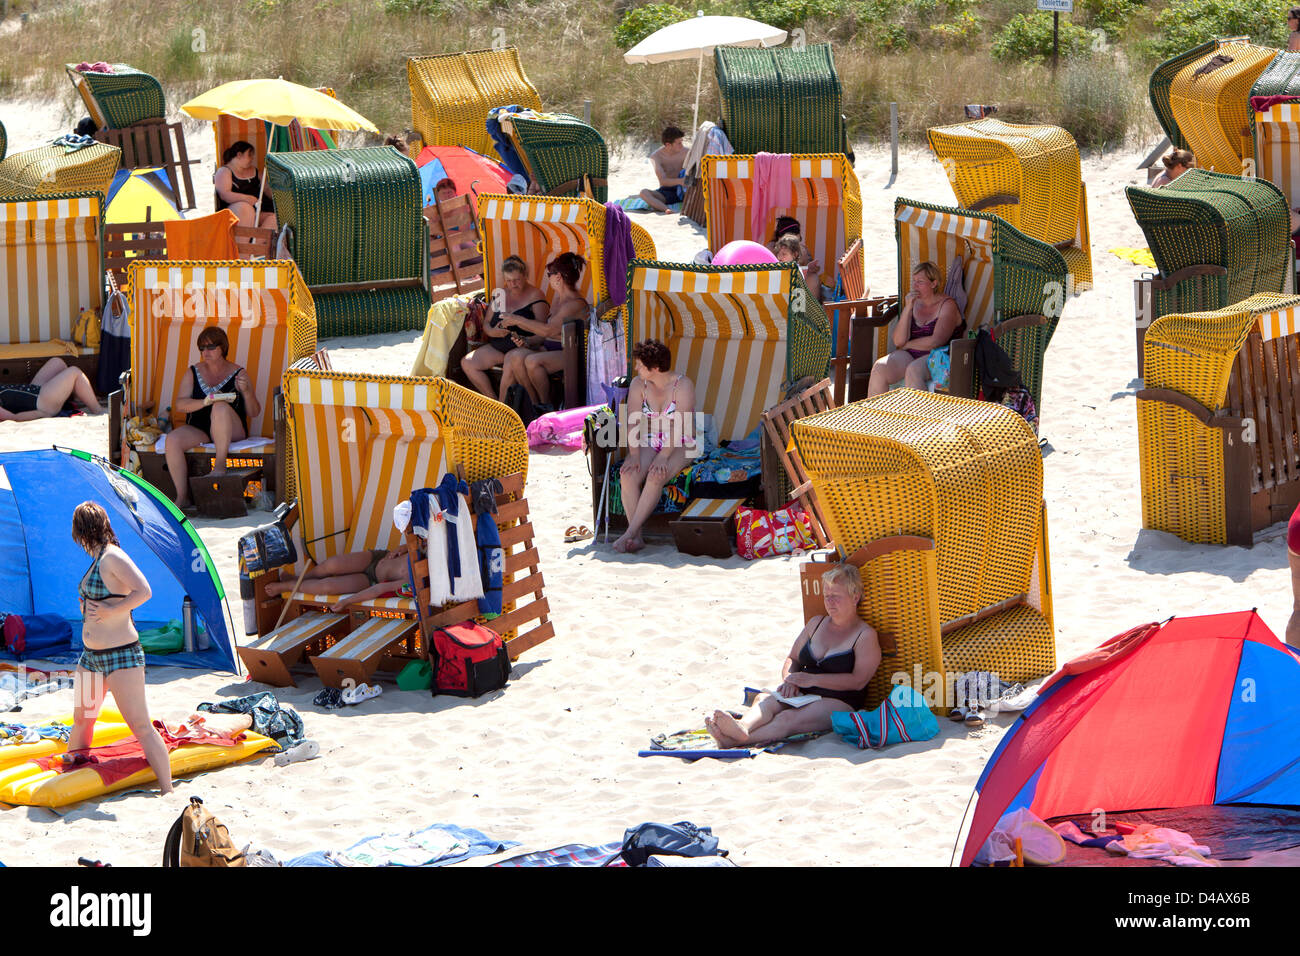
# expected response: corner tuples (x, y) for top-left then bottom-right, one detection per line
(185, 364), (249, 436)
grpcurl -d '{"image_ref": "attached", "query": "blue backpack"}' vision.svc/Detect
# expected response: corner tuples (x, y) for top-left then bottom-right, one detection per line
(831, 685), (939, 749)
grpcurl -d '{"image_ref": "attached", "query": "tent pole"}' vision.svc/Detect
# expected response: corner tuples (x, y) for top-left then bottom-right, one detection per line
(693, 49), (703, 134)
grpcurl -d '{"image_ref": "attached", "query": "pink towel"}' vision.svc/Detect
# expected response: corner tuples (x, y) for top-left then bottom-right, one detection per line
(751, 153), (792, 244)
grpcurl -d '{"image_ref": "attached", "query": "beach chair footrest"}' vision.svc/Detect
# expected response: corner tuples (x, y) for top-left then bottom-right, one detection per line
(189, 467), (262, 519)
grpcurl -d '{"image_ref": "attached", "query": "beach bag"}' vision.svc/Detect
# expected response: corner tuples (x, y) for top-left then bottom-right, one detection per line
(97, 287), (131, 396)
(587, 311), (627, 406)
(163, 796), (245, 867)
(429, 622), (511, 698)
(237, 504), (297, 575)
(73, 308), (101, 350)
(997, 387), (1039, 434)
(607, 821), (725, 867)
(830, 685), (939, 750)
(928, 345), (951, 391)
(735, 503), (815, 560)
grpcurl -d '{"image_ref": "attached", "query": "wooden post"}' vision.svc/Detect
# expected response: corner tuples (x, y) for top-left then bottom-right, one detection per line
(583, 99), (591, 125)
(887, 103), (898, 189)
(1052, 11), (1060, 73)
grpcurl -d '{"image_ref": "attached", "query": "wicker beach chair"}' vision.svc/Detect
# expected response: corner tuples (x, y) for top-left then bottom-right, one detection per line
(407, 48), (542, 161)
(927, 119), (1092, 288)
(0, 121), (6, 163)
(503, 113), (608, 201)
(714, 43), (847, 156)
(1250, 51), (1300, 213)
(267, 146), (429, 337)
(1149, 39), (1219, 150)
(0, 192), (104, 384)
(107, 259), (317, 511)
(791, 390), (1055, 711)
(1137, 293), (1300, 547)
(1127, 169), (1291, 375)
(701, 152), (862, 290)
(0, 141), (120, 200)
(65, 64), (166, 130)
(1164, 40), (1277, 177)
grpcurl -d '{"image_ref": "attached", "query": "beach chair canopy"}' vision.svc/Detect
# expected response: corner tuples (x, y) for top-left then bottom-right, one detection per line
(1148, 39), (1218, 150)
(0, 193), (104, 347)
(125, 259), (317, 452)
(894, 199), (1068, 409)
(926, 119), (1091, 287)
(65, 64), (166, 130)
(1164, 40), (1277, 176)
(960, 610), (1300, 866)
(791, 390), (1054, 710)
(0, 120), (6, 163)
(0, 447), (235, 671)
(0, 141), (121, 200)
(1250, 51), (1300, 207)
(625, 261), (831, 441)
(505, 113), (608, 202)
(702, 152), (862, 287)
(714, 43), (845, 156)
(408, 48), (542, 161)
(268, 146), (429, 337)
(284, 366), (528, 564)
(477, 194), (656, 311)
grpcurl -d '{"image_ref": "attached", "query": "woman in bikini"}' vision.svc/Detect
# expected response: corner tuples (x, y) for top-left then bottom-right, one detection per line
(264, 548), (411, 614)
(0, 356), (102, 423)
(501, 252), (588, 414)
(64, 502), (173, 794)
(214, 140), (276, 231)
(613, 339), (697, 554)
(868, 260), (963, 396)
(460, 255), (551, 401)
(706, 564), (881, 747)
(163, 326), (262, 514)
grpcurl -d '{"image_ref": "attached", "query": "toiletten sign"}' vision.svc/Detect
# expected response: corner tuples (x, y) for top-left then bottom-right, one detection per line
(1036, 0), (1073, 10)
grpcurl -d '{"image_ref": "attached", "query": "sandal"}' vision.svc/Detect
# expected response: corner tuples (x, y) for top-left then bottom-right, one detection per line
(964, 706), (985, 728)
(564, 525), (594, 543)
(948, 707), (965, 722)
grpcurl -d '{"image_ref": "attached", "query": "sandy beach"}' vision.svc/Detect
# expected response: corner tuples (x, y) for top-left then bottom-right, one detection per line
(1, 94), (1293, 868)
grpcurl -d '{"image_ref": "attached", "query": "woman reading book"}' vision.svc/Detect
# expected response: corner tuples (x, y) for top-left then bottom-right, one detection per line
(705, 564), (880, 747)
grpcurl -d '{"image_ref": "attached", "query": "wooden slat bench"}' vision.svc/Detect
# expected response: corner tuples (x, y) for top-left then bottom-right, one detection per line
(238, 609), (349, 687)
(310, 615), (419, 689)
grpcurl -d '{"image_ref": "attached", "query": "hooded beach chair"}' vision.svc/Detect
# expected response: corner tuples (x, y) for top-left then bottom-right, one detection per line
(108, 259), (318, 512)
(713, 43), (848, 156)
(407, 48), (542, 161)
(0, 120), (6, 162)
(468, 193), (656, 408)
(1137, 293), (1300, 547)
(65, 64), (166, 130)
(790, 390), (1055, 711)
(499, 112), (608, 202)
(586, 260), (831, 537)
(1127, 169), (1291, 376)
(267, 146), (430, 337)
(0, 192), (105, 385)
(1249, 51), (1300, 271)
(701, 152), (862, 291)
(926, 119), (1092, 288)
(0, 141), (121, 200)
(834, 199), (1068, 416)
(1149, 39), (1219, 150)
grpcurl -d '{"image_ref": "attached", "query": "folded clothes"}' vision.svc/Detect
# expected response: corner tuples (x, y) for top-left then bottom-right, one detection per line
(285, 824), (517, 867)
(197, 691), (304, 749)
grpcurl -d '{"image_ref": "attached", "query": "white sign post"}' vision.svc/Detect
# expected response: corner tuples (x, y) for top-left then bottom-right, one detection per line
(1036, 0), (1074, 70)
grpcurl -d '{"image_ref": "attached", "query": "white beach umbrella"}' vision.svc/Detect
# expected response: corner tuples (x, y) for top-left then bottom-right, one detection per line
(623, 13), (788, 134)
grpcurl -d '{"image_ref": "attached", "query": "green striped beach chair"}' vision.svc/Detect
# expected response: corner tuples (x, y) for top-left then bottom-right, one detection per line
(65, 64), (166, 130)
(506, 114), (608, 201)
(714, 43), (847, 156)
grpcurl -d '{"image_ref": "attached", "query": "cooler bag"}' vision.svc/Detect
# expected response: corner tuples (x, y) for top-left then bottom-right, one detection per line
(430, 622), (511, 697)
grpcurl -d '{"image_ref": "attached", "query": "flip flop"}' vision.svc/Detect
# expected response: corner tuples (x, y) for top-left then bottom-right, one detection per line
(342, 681), (383, 705)
(564, 525), (594, 543)
(273, 739), (320, 766)
(964, 706), (985, 728)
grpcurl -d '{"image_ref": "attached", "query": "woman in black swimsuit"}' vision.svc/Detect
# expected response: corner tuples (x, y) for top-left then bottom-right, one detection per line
(0, 357), (101, 422)
(214, 140), (277, 231)
(163, 326), (262, 513)
(706, 564), (881, 747)
(460, 255), (551, 401)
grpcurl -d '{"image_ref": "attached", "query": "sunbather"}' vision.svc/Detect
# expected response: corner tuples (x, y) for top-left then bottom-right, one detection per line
(500, 252), (588, 413)
(868, 261), (963, 396)
(767, 216), (822, 282)
(461, 255), (550, 400)
(774, 234), (822, 302)
(163, 326), (262, 513)
(613, 339), (697, 554)
(264, 548), (411, 614)
(705, 564), (881, 747)
(214, 140), (276, 231)
(1289, 8), (1300, 51)
(0, 357), (101, 422)
(639, 126), (688, 214)
(1152, 148), (1193, 188)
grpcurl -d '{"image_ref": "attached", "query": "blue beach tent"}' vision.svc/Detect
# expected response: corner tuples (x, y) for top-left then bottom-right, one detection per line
(0, 448), (236, 671)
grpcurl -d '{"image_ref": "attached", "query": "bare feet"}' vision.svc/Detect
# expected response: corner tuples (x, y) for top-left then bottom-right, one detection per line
(704, 716), (736, 748)
(709, 710), (748, 747)
(209, 463), (228, 476)
(613, 533), (643, 554)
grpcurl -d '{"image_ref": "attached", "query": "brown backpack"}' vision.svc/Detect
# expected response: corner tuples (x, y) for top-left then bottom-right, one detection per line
(162, 796), (245, 867)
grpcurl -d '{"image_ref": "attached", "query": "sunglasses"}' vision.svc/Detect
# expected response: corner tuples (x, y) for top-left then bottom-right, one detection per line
(198, 343), (222, 352)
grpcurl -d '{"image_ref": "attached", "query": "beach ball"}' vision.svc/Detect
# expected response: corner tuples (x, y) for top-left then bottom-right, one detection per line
(712, 240), (777, 266)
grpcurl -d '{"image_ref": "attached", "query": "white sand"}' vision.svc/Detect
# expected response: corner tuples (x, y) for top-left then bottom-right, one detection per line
(1, 98), (1294, 867)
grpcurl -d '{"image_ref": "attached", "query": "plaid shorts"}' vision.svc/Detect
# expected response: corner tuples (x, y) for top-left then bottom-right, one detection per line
(78, 641), (145, 675)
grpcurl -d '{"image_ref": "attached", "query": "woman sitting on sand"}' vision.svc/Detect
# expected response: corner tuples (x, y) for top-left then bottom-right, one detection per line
(1151, 148), (1193, 188)
(867, 261), (963, 396)
(613, 339), (697, 554)
(265, 548), (411, 614)
(706, 564), (881, 747)
(163, 326), (261, 514)
(499, 252), (589, 414)
(461, 255), (550, 401)
(0, 357), (101, 422)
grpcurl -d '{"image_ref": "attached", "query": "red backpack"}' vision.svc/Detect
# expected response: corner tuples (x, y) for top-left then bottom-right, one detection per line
(430, 622), (512, 697)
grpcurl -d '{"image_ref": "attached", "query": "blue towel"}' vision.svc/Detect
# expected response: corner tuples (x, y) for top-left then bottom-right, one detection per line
(486, 106), (530, 179)
(476, 511), (503, 616)
(284, 824), (517, 867)
(409, 488), (436, 538)
(432, 473), (469, 586)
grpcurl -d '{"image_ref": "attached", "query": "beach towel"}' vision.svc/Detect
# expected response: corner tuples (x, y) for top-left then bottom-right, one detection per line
(1251, 95), (1300, 113)
(33, 721), (244, 786)
(410, 294), (471, 378)
(485, 106), (530, 179)
(603, 201), (634, 308)
(163, 209), (238, 261)
(418, 475), (483, 604)
(1109, 247), (1156, 268)
(286, 824), (517, 867)
(474, 505), (503, 617)
(750, 152), (792, 244)
(830, 686), (939, 750)
(587, 308), (627, 406)
(682, 121), (733, 178)
(492, 842), (626, 867)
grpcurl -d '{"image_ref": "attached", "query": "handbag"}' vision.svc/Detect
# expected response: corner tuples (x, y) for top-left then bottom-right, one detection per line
(734, 502), (815, 560)
(830, 685), (939, 749)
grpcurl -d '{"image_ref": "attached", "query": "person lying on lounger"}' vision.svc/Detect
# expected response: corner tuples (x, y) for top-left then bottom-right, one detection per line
(705, 564), (881, 747)
(0, 357), (102, 422)
(867, 260), (963, 395)
(461, 255), (550, 400)
(265, 548), (410, 614)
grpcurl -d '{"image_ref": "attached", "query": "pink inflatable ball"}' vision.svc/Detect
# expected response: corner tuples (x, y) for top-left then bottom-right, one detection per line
(712, 240), (777, 266)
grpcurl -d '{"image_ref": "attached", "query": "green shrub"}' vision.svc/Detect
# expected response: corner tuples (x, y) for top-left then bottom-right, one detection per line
(1144, 0), (1291, 62)
(991, 12), (1093, 63)
(1059, 54), (1132, 148)
(930, 10), (983, 48)
(383, 0), (440, 12)
(614, 3), (689, 50)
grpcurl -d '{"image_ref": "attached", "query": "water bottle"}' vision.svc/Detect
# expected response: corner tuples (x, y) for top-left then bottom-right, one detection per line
(240, 566), (258, 636)
(182, 597), (195, 652)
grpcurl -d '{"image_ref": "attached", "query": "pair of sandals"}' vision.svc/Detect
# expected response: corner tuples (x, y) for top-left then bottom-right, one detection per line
(949, 701), (985, 728)
(564, 525), (594, 543)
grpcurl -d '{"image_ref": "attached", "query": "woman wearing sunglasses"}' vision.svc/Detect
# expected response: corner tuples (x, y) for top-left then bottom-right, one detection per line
(163, 325), (260, 514)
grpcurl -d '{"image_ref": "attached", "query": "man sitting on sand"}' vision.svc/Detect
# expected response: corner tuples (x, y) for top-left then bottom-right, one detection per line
(639, 126), (688, 214)
(265, 548), (410, 614)
(0, 357), (101, 422)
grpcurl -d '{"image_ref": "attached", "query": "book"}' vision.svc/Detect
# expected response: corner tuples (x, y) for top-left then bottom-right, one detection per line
(763, 688), (820, 708)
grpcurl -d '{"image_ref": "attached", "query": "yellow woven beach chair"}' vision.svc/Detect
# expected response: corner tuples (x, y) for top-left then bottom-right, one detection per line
(701, 153), (863, 289)
(926, 119), (1092, 288)
(1167, 40), (1277, 177)
(109, 259), (318, 508)
(791, 390), (1055, 711)
(0, 142), (120, 200)
(1137, 293), (1300, 546)
(407, 48), (541, 160)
